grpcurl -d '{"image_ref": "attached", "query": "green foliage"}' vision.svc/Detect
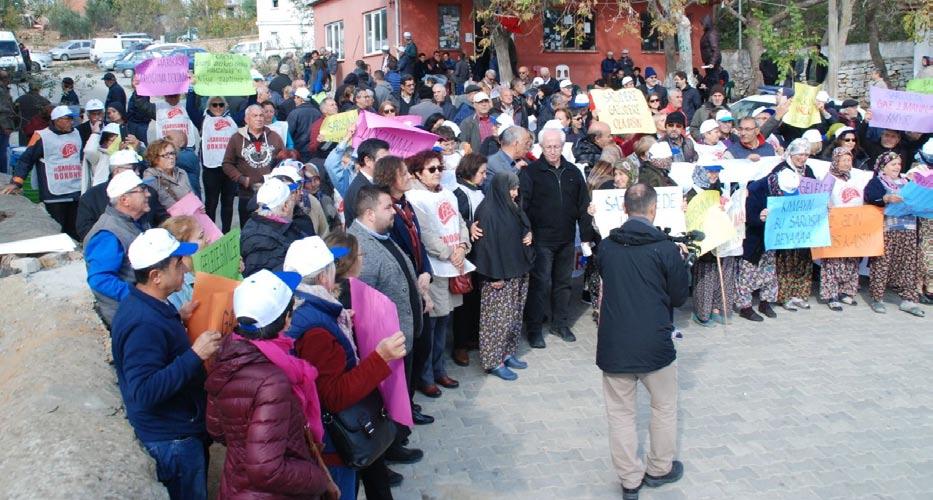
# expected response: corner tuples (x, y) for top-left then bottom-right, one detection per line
(902, 1), (932, 42)
(85, 0), (116, 31)
(113, 0), (173, 36)
(241, 0), (256, 18)
(0, 0), (27, 29)
(747, 4), (823, 82)
(185, 0), (255, 39)
(49, 2), (93, 38)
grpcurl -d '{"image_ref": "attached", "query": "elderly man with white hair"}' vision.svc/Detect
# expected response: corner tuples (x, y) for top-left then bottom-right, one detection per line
(517, 127), (595, 348)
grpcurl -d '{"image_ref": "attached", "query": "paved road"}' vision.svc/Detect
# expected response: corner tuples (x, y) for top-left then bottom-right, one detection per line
(391, 284), (932, 499)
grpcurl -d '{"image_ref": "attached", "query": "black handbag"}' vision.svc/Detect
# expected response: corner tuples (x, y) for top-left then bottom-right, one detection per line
(322, 390), (396, 470)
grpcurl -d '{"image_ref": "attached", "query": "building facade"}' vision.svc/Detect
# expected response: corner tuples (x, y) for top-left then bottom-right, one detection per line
(256, 0), (316, 56)
(311, 0), (714, 85)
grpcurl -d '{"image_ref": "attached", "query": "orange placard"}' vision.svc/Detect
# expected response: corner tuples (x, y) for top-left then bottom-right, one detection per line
(811, 206), (885, 259)
(187, 271), (240, 345)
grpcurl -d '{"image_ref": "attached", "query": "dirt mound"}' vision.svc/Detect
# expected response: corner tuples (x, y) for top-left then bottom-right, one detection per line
(0, 263), (167, 499)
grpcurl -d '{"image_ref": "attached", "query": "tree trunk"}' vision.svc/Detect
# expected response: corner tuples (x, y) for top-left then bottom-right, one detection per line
(492, 26), (514, 84)
(864, 0), (890, 87)
(663, 34), (677, 81)
(747, 16), (764, 89)
(826, 0), (839, 95)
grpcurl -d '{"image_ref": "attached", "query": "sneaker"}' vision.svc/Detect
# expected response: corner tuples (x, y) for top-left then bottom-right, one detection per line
(709, 312), (726, 324)
(488, 364), (518, 381)
(739, 307), (763, 322)
(643, 460), (684, 488)
(791, 297), (811, 309)
(827, 301), (844, 312)
(839, 294), (857, 306)
(692, 313), (715, 327)
(622, 483), (642, 500)
(758, 301), (777, 318)
(899, 301), (926, 317)
(780, 301), (798, 312)
(870, 301), (887, 314)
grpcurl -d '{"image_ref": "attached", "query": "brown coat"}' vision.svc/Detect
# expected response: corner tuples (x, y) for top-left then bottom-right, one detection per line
(221, 126), (286, 197)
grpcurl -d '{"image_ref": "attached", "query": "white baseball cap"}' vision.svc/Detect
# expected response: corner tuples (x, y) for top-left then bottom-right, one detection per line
(572, 94), (590, 108)
(106, 170), (145, 198)
(648, 141), (673, 159)
(250, 69), (264, 80)
(495, 113), (514, 136)
(532, 77), (544, 87)
(50, 105), (74, 120)
(621, 76), (634, 86)
(441, 120), (461, 137)
(472, 91), (491, 103)
(403, 32), (412, 39)
(128, 228), (198, 270)
(294, 87), (311, 100)
(777, 168), (801, 193)
(559, 79), (573, 89)
(751, 106), (773, 118)
(110, 149), (142, 167)
(715, 110), (734, 122)
(699, 119), (719, 135)
(833, 126), (854, 139)
(256, 177), (298, 210)
(283, 236), (350, 277)
(802, 129), (823, 143)
(102, 122), (122, 136)
(815, 90), (830, 103)
(234, 269), (301, 329)
(266, 163), (302, 183)
(86, 99), (105, 111)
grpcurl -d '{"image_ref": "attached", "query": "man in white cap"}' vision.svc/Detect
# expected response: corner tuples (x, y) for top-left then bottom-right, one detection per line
(240, 177), (308, 276)
(2, 104), (83, 238)
(83, 169), (152, 326)
(78, 98), (106, 147)
(398, 31), (417, 76)
(111, 228), (220, 499)
(286, 86), (322, 162)
(459, 91), (499, 152)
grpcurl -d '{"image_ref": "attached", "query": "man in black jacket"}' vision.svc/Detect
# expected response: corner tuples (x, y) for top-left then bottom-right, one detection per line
(102, 73), (127, 112)
(596, 184), (688, 500)
(519, 128), (594, 348)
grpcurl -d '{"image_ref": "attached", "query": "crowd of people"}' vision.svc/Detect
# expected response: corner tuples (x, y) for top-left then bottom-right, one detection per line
(0, 36), (931, 499)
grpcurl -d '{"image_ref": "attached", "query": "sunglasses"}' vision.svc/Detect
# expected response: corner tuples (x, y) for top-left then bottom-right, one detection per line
(424, 165), (443, 174)
(210, 102), (226, 108)
(383, 108), (397, 114)
(649, 99), (659, 103)
(842, 138), (856, 142)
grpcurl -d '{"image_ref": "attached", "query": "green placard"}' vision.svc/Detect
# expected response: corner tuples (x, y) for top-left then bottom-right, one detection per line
(192, 228), (241, 279)
(194, 53), (256, 97)
(906, 78), (933, 95)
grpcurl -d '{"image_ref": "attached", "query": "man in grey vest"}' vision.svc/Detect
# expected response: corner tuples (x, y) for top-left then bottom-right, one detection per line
(84, 170), (152, 326)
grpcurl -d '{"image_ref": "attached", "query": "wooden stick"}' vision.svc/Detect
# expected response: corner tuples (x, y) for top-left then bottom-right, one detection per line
(306, 428), (339, 497)
(716, 255), (728, 329)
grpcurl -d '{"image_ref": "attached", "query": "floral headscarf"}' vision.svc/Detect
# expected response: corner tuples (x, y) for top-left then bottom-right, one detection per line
(691, 164), (711, 190)
(829, 147), (853, 181)
(874, 151), (905, 192)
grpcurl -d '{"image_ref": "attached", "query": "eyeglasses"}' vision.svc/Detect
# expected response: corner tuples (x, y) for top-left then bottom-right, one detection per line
(210, 102), (226, 108)
(424, 165), (444, 173)
(160, 152), (177, 158)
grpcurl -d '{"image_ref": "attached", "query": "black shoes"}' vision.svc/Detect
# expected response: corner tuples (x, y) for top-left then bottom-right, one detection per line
(643, 460), (684, 488)
(528, 330), (546, 349)
(622, 483), (641, 500)
(412, 408), (434, 425)
(386, 467), (403, 487)
(739, 307), (763, 322)
(384, 444), (423, 464)
(550, 326), (577, 342)
(758, 301), (777, 318)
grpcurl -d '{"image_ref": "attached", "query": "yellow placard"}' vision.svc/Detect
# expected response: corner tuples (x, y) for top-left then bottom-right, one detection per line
(320, 109), (359, 143)
(783, 82), (823, 129)
(589, 89), (656, 135)
(686, 190), (720, 233)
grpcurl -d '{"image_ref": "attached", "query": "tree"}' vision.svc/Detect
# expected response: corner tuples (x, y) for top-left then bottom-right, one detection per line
(824, 0), (854, 95)
(48, 2), (93, 38)
(86, 0), (116, 31)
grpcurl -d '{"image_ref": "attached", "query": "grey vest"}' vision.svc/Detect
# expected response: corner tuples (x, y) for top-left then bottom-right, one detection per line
(84, 205), (150, 325)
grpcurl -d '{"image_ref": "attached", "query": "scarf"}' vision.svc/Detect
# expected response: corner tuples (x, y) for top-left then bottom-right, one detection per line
(391, 195), (424, 273)
(874, 151), (905, 193)
(691, 164), (711, 190)
(784, 138), (811, 175)
(232, 332), (324, 443)
(829, 147), (853, 181)
(471, 172), (535, 280)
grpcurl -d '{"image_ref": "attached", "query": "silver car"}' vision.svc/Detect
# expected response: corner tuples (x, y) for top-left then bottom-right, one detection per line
(50, 40), (92, 61)
(29, 51), (52, 71)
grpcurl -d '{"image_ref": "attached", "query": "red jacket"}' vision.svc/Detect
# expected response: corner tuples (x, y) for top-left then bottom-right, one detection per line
(206, 336), (329, 499)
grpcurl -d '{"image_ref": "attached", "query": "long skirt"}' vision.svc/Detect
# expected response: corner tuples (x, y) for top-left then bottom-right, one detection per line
(584, 256), (601, 321)
(692, 257), (736, 320)
(818, 257), (860, 301)
(869, 229), (922, 302)
(776, 249), (813, 303)
(921, 219), (933, 293)
(479, 275), (529, 371)
(735, 251), (778, 309)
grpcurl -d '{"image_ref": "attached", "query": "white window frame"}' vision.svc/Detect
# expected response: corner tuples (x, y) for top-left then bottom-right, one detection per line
(363, 8), (387, 56)
(325, 21), (345, 61)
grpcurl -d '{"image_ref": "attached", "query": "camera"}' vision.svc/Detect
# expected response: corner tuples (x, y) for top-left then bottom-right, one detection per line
(662, 229), (705, 269)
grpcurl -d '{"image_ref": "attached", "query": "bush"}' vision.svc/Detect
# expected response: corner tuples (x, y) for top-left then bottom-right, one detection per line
(49, 3), (93, 39)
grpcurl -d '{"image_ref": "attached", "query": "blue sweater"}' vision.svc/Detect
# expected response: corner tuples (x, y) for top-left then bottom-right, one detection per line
(111, 287), (207, 442)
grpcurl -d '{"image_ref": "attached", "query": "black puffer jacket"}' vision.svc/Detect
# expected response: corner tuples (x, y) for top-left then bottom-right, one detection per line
(596, 217), (689, 374)
(572, 135), (603, 168)
(519, 157), (595, 244)
(240, 214), (310, 276)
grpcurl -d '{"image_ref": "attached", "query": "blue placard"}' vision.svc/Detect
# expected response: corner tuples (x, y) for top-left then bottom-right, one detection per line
(884, 182), (933, 219)
(765, 193), (832, 250)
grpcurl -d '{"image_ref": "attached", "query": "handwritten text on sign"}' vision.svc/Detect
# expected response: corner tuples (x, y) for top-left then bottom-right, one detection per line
(193, 53), (256, 97)
(589, 89), (656, 135)
(783, 83), (822, 129)
(135, 55), (190, 97)
(192, 229), (241, 280)
(765, 193), (831, 250)
(591, 187), (684, 236)
(810, 206), (884, 259)
(320, 109), (359, 142)
(868, 87), (933, 133)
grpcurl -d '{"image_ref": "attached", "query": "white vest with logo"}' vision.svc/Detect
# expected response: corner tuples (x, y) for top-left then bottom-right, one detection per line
(38, 128), (83, 196)
(200, 116), (238, 168)
(268, 120), (289, 145)
(156, 101), (197, 147)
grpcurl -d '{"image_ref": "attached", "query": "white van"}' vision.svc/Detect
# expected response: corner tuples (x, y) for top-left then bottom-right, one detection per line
(0, 31), (27, 81)
(91, 36), (152, 63)
(230, 40), (262, 62)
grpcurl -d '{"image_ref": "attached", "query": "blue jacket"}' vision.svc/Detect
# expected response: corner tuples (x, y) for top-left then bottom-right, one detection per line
(323, 142), (354, 198)
(111, 287), (207, 442)
(85, 230), (139, 303)
(287, 290), (356, 370)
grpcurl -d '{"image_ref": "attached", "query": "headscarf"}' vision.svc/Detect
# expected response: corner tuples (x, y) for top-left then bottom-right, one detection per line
(784, 138), (811, 174)
(874, 151), (905, 192)
(691, 164), (711, 190)
(470, 172), (535, 280)
(829, 147), (853, 181)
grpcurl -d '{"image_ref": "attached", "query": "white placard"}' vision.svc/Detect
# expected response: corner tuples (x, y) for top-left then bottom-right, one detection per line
(592, 186), (685, 236)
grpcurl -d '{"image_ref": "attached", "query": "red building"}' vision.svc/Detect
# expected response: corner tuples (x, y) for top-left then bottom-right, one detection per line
(312, 0), (715, 85)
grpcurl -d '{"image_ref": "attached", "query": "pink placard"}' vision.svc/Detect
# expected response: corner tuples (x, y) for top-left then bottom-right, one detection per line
(798, 176), (833, 195)
(869, 87), (933, 134)
(352, 111), (439, 159)
(135, 55), (191, 97)
(393, 115), (423, 127)
(348, 278), (413, 427)
(915, 173), (933, 188)
(167, 192), (223, 243)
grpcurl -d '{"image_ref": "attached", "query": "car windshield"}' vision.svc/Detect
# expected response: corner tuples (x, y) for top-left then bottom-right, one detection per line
(56, 42), (72, 49)
(0, 41), (18, 57)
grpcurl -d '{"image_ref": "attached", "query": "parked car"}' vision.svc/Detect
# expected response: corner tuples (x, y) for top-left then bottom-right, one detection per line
(91, 36), (152, 63)
(115, 32), (151, 40)
(0, 31), (27, 81)
(50, 40), (92, 61)
(731, 90), (865, 120)
(168, 47), (207, 70)
(30, 51), (52, 71)
(97, 42), (149, 70)
(114, 49), (163, 78)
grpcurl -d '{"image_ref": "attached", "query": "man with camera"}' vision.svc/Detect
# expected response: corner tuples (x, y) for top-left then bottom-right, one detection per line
(596, 183), (690, 499)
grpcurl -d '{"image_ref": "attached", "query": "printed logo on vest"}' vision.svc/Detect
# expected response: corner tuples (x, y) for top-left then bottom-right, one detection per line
(61, 143), (78, 158)
(167, 108), (183, 119)
(841, 187), (860, 204)
(437, 200), (457, 225)
(214, 119), (232, 131)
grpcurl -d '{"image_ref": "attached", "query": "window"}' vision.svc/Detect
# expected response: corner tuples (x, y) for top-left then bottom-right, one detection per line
(272, 0), (279, 8)
(325, 21), (345, 61)
(542, 8), (595, 52)
(363, 8), (387, 56)
(640, 11), (663, 52)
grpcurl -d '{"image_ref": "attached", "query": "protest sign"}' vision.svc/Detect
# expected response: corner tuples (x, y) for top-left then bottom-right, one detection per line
(192, 229), (241, 280)
(868, 87), (933, 133)
(0, 233), (75, 255)
(193, 53), (256, 96)
(907, 79), (933, 94)
(135, 55), (190, 97)
(188, 272), (239, 344)
(655, 186), (686, 235)
(714, 188), (747, 258)
(685, 190), (720, 232)
(592, 189), (627, 236)
(349, 278), (413, 427)
(168, 192), (223, 243)
(669, 162), (696, 189)
(394, 115), (423, 127)
(811, 206), (884, 259)
(765, 193), (832, 250)
(884, 182), (933, 218)
(405, 188), (476, 276)
(798, 176), (833, 195)
(589, 89), (656, 134)
(783, 83), (823, 129)
(717, 156), (783, 186)
(915, 173), (933, 189)
(353, 111), (439, 158)
(320, 109), (359, 143)
(686, 190), (735, 255)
